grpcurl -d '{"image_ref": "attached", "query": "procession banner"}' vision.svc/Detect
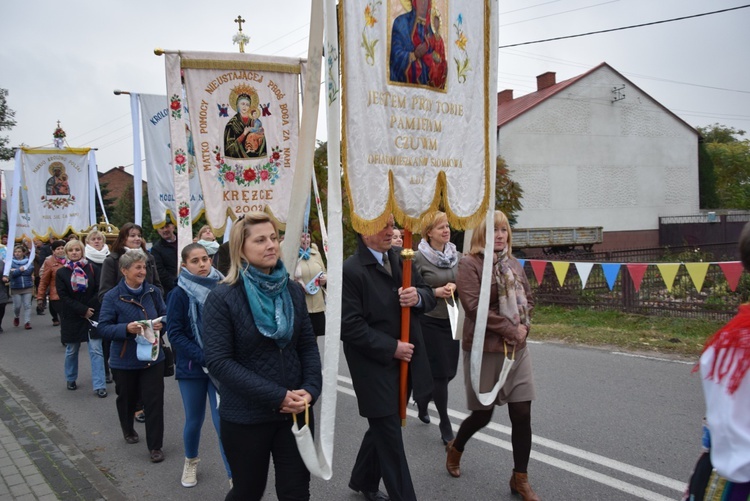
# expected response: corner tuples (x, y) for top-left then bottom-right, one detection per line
(21, 148), (90, 239)
(341, 0), (492, 233)
(139, 93), (205, 228)
(165, 51), (302, 237)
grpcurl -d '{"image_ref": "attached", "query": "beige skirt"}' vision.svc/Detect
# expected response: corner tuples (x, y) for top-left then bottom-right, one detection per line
(462, 345), (536, 410)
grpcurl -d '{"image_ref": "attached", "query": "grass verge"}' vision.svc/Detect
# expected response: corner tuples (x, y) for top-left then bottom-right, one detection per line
(531, 305), (727, 359)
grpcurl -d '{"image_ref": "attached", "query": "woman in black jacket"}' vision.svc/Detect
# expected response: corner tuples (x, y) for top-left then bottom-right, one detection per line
(203, 213), (322, 501)
(56, 239), (107, 397)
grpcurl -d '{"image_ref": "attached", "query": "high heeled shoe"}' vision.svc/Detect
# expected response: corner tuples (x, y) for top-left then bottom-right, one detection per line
(509, 470), (540, 500)
(445, 440), (462, 478)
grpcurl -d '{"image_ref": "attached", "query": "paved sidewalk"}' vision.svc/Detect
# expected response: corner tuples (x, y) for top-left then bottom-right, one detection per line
(0, 372), (126, 501)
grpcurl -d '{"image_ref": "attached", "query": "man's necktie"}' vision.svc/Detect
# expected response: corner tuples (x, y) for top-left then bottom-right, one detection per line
(382, 252), (392, 276)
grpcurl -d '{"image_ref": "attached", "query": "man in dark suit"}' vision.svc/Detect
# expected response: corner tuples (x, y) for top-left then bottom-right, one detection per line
(342, 215), (436, 501)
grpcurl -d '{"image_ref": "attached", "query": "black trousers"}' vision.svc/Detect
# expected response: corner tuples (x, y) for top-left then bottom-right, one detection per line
(49, 299), (60, 322)
(222, 418), (311, 501)
(350, 413), (416, 501)
(111, 362), (164, 451)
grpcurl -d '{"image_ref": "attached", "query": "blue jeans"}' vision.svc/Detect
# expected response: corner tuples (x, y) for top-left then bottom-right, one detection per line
(178, 378), (231, 478)
(65, 336), (106, 391)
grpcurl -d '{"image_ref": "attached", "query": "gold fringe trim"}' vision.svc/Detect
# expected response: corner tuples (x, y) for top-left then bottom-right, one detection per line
(340, 0), (491, 236)
(21, 147), (90, 155)
(180, 59), (300, 74)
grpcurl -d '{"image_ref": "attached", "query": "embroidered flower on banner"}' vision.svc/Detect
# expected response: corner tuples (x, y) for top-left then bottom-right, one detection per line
(212, 146), (282, 188)
(178, 202), (190, 227)
(327, 43), (340, 105)
(453, 14), (471, 83)
(173, 149), (187, 174)
(41, 195), (76, 210)
(361, 1), (381, 66)
(170, 95), (182, 119)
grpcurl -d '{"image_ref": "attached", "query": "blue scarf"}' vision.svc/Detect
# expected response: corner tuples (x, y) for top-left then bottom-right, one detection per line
(11, 256), (29, 268)
(241, 260), (294, 348)
(177, 266), (224, 348)
(65, 258), (89, 292)
(298, 247), (311, 260)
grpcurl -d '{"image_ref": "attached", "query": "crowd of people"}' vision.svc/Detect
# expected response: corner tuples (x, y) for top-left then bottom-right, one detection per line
(1, 213), (747, 501)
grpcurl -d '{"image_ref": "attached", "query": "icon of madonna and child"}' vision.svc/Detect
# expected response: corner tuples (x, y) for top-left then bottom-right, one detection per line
(389, 0), (448, 91)
(223, 85), (267, 159)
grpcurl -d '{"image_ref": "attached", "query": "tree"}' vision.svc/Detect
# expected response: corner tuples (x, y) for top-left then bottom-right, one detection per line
(495, 156), (524, 226)
(698, 141), (719, 209)
(697, 123), (750, 209)
(697, 123), (746, 144)
(0, 88), (17, 161)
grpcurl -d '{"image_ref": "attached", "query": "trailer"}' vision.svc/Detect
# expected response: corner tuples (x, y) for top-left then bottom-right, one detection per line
(513, 226), (603, 254)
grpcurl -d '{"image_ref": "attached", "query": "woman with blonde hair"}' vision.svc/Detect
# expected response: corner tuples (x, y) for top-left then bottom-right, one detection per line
(446, 210), (540, 501)
(56, 239), (107, 396)
(203, 213), (321, 500)
(85, 229), (113, 383)
(413, 210), (461, 444)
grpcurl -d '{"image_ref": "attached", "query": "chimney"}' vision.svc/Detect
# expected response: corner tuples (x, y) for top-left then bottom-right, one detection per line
(497, 89), (514, 105)
(117, 166), (125, 170)
(536, 71), (556, 91)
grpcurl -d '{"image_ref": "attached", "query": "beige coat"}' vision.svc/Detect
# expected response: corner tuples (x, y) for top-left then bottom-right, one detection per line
(294, 244), (326, 314)
(456, 253), (533, 353)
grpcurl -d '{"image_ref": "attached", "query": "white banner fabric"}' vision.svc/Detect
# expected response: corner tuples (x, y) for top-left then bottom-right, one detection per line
(341, 0), (492, 233)
(139, 93), (205, 228)
(21, 148), (90, 239)
(168, 52), (302, 231)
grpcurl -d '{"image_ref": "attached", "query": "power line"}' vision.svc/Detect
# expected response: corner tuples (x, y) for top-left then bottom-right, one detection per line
(499, 0), (620, 28)
(498, 4), (750, 49)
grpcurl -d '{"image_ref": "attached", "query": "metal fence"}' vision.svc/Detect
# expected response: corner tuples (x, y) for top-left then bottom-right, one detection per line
(523, 255), (747, 321)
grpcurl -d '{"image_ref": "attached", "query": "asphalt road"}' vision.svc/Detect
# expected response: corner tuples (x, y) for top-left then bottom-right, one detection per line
(0, 314), (704, 500)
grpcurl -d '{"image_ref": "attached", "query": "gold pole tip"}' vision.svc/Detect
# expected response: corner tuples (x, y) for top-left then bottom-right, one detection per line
(401, 419), (407, 427)
(154, 48), (164, 56)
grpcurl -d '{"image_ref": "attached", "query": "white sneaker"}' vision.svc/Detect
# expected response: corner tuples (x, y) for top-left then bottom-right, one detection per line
(181, 457), (200, 487)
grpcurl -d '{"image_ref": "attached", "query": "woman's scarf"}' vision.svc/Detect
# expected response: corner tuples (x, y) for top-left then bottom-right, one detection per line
(241, 260), (294, 348)
(418, 239), (459, 268)
(85, 243), (110, 264)
(493, 249), (529, 327)
(177, 267), (224, 349)
(11, 256), (29, 268)
(698, 303), (750, 396)
(198, 239), (220, 256)
(65, 258), (89, 292)
(298, 247), (311, 260)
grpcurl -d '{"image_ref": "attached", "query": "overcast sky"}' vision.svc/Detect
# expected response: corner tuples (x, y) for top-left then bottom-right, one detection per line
(2, 0), (749, 179)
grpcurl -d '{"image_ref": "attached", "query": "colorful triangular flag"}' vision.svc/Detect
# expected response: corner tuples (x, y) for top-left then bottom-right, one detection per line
(656, 263), (681, 292)
(517, 259), (526, 269)
(551, 261), (570, 286)
(718, 261), (743, 292)
(684, 262), (710, 292)
(601, 263), (621, 291)
(626, 264), (648, 293)
(529, 260), (547, 285)
(574, 262), (594, 289)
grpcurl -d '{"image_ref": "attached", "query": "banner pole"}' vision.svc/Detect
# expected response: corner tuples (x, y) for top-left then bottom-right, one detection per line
(399, 229), (414, 426)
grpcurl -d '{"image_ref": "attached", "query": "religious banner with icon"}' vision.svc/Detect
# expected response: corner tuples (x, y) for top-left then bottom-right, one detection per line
(341, 0), (492, 233)
(19, 148), (91, 238)
(138, 93), (205, 228)
(164, 51), (302, 234)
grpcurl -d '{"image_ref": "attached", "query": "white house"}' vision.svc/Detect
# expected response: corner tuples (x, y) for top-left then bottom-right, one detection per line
(497, 62), (700, 250)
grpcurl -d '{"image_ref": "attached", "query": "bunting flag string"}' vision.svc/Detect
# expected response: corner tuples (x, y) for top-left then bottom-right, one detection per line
(518, 259), (745, 294)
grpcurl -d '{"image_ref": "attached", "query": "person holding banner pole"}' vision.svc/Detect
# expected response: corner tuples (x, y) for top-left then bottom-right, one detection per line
(446, 210), (539, 501)
(342, 215), (435, 501)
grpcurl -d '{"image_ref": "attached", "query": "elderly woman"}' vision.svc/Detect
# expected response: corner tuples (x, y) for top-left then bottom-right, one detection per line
(446, 210), (539, 501)
(204, 213), (322, 501)
(414, 210), (461, 444)
(167, 243), (231, 488)
(56, 239), (107, 396)
(98, 249), (167, 463)
(294, 232), (327, 337)
(85, 230), (112, 383)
